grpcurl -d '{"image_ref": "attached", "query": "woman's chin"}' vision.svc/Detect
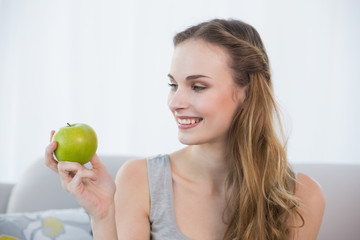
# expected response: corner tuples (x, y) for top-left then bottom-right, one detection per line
(177, 134), (206, 146)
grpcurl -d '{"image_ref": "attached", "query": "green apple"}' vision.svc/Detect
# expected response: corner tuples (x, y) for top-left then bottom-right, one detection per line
(52, 123), (97, 165)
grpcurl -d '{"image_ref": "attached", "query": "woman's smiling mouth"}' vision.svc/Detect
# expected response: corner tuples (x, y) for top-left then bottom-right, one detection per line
(176, 117), (203, 129)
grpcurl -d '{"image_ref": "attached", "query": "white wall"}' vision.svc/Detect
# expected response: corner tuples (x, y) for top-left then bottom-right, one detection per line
(0, 0), (359, 183)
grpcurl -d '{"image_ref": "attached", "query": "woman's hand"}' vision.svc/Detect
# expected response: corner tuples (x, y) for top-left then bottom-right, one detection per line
(45, 130), (116, 221)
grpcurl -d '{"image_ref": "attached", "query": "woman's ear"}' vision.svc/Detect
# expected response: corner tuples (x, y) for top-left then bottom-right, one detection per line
(233, 84), (248, 105)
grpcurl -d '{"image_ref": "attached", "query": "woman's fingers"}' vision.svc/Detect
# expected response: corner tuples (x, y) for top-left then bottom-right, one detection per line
(57, 161), (82, 188)
(45, 139), (58, 173)
(90, 154), (103, 169)
(50, 130), (55, 142)
(68, 168), (97, 194)
(57, 161), (97, 193)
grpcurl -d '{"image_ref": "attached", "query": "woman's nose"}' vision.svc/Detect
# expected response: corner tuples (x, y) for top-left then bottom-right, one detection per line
(168, 88), (190, 111)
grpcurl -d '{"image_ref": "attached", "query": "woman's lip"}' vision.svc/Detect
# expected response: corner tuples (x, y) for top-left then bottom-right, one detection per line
(177, 119), (202, 129)
(176, 116), (202, 119)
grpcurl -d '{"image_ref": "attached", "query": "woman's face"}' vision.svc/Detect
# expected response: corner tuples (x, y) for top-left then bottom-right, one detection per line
(167, 39), (247, 146)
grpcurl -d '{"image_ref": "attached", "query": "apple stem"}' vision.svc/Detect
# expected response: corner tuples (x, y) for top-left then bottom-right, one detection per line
(67, 123), (72, 127)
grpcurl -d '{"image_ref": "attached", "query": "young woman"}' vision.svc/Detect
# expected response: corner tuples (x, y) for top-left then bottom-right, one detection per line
(45, 19), (325, 240)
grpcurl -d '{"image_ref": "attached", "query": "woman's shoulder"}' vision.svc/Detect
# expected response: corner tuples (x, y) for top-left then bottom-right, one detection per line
(295, 173), (325, 206)
(116, 157), (148, 183)
(115, 154), (169, 186)
(114, 157), (150, 214)
(290, 173), (326, 239)
(114, 158), (152, 237)
(118, 157), (147, 170)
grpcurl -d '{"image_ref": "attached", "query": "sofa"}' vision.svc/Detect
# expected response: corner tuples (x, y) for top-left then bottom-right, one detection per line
(1, 155), (359, 239)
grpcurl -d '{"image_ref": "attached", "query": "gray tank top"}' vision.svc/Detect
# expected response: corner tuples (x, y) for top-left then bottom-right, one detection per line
(147, 154), (191, 240)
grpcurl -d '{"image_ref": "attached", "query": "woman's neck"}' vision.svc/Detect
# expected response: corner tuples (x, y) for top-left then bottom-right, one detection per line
(171, 143), (230, 195)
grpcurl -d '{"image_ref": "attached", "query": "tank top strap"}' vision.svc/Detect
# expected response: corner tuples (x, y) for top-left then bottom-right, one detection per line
(147, 154), (173, 222)
(146, 154), (190, 240)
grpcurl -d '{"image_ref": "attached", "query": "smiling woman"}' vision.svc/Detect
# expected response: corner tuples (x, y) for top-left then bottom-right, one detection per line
(44, 18), (325, 240)
(167, 39), (245, 146)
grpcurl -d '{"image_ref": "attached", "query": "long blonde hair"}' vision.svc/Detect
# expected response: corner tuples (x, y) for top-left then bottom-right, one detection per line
(173, 19), (303, 240)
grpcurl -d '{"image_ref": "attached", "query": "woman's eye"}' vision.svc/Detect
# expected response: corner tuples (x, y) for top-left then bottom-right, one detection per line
(168, 83), (178, 90)
(192, 85), (206, 92)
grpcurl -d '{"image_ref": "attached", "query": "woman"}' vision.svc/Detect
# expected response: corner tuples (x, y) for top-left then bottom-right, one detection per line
(45, 19), (325, 240)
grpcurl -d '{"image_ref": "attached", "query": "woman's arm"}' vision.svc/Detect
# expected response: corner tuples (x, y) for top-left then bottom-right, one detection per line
(114, 159), (151, 239)
(288, 173), (326, 240)
(91, 204), (117, 239)
(45, 130), (118, 239)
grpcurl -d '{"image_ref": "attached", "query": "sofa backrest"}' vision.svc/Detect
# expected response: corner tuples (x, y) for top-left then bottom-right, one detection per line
(293, 163), (360, 240)
(6, 155), (133, 213)
(0, 183), (14, 213)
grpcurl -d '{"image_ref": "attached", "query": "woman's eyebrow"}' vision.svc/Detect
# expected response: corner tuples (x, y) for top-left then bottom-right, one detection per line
(167, 74), (175, 80)
(167, 74), (212, 81)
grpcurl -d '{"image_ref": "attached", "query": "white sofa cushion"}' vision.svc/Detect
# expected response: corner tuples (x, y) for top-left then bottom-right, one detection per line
(0, 208), (91, 240)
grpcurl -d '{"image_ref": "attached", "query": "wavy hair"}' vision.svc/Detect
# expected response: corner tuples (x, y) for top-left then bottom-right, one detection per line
(173, 19), (303, 240)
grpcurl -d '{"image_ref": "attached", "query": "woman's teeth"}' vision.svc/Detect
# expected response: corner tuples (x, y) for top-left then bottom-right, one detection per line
(177, 118), (202, 125)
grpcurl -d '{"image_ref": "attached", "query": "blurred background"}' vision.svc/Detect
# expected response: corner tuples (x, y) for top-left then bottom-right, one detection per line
(0, 0), (359, 183)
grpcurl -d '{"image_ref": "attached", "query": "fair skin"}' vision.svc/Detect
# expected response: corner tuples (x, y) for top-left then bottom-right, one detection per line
(45, 39), (325, 239)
